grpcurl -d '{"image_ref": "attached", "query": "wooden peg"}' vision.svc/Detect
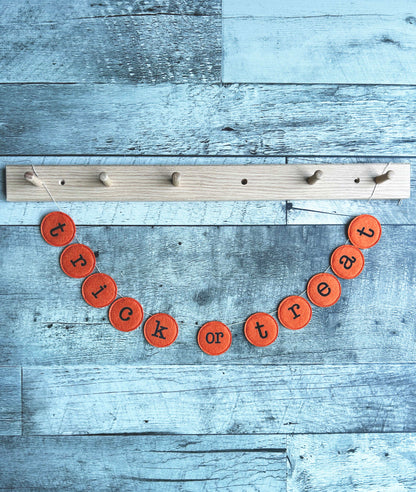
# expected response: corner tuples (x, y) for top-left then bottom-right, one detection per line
(99, 172), (112, 187)
(374, 170), (394, 184)
(171, 172), (181, 187)
(307, 170), (323, 185)
(24, 171), (43, 188)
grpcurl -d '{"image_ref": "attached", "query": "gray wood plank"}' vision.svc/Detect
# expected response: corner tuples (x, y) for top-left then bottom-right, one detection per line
(1, 84), (416, 155)
(223, 0), (416, 84)
(0, 367), (21, 436)
(287, 433), (416, 491)
(1, 225), (415, 365)
(0, 156), (286, 225)
(1, 1), (220, 83)
(0, 435), (285, 491)
(287, 157), (415, 225)
(23, 364), (416, 434)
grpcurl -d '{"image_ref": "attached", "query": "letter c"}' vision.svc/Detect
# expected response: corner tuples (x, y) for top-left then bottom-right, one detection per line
(119, 306), (133, 321)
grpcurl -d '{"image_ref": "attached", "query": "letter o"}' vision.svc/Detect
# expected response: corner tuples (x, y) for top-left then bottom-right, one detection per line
(205, 332), (215, 344)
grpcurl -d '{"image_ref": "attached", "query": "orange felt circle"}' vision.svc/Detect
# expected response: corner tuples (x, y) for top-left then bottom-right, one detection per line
(143, 313), (178, 347)
(348, 214), (382, 249)
(197, 321), (232, 355)
(109, 297), (144, 332)
(244, 312), (278, 347)
(277, 295), (312, 330)
(40, 211), (76, 247)
(60, 243), (96, 278)
(81, 273), (117, 308)
(307, 273), (341, 308)
(331, 245), (365, 280)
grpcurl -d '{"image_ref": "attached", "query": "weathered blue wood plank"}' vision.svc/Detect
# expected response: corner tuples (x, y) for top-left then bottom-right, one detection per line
(223, 0), (416, 84)
(2, 84), (416, 155)
(3, 0), (221, 19)
(0, 156), (286, 225)
(287, 433), (416, 491)
(0, 367), (21, 436)
(23, 364), (416, 434)
(0, 435), (286, 491)
(287, 157), (415, 224)
(1, 225), (415, 365)
(1, 1), (220, 83)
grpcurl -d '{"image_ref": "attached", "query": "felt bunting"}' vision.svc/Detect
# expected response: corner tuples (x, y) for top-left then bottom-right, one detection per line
(39, 212), (381, 355)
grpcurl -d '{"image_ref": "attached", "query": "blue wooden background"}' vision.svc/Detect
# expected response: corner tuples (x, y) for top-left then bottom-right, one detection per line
(1, 1), (416, 490)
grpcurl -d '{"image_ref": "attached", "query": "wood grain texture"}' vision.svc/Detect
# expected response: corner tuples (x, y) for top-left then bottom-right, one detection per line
(0, 156), (286, 225)
(287, 433), (416, 491)
(1, 157), (412, 225)
(23, 364), (416, 434)
(6, 163), (410, 201)
(2, 84), (416, 155)
(0, 435), (285, 491)
(0, 367), (21, 436)
(1, 1), (220, 83)
(2, 0), (221, 19)
(1, 225), (414, 366)
(287, 158), (415, 225)
(223, 0), (416, 84)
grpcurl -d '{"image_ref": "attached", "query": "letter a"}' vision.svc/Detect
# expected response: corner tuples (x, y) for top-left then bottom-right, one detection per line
(340, 255), (356, 270)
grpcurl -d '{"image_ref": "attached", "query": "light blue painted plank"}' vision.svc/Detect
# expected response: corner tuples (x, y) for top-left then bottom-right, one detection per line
(0, 367), (21, 436)
(0, 156), (286, 225)
(0, 435), (286, 491)
(223, 0), (416, 83)
(287, 433), (416, 491)
(287, 158), (415, 224)
(23, 364), (416, 434)
(2, 84), (416, 156)
(223, 0), (416, 17)
(1, 225), (415, 365)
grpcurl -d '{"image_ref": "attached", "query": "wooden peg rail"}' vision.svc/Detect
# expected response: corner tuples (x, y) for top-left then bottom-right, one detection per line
(6, 163), (410, 202)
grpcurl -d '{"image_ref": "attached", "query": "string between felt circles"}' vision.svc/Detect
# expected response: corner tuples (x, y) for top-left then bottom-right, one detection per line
(31, 162), (392, 328)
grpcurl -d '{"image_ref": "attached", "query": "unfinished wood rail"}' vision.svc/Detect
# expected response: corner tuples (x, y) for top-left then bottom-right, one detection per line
(6, 164), (410, 202)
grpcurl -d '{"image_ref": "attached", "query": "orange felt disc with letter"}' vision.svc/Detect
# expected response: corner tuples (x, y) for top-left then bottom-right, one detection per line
(348, 214), (382, 249)
(143, 313), (178, 347)
(331, 245), (365, 279)
(244, 312), (278, 347)
(109, 297), (143, 332)
(198, 321), (232, 355)
(307, 272), (341, 308)
(41, 211), (76, 247)
(60, 243), (96, 278)
(82, 272), (117, 308)
(278, 295), (312, 330)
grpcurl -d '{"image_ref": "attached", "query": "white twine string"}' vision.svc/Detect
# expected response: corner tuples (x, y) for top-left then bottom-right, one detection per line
(31, 162), (392, 328)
